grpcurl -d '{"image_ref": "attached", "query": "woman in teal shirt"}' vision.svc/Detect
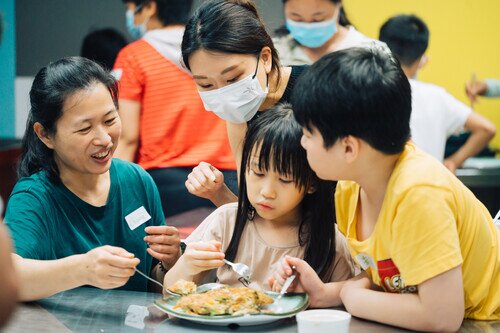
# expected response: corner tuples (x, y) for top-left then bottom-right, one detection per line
(5, 57), (180, 300)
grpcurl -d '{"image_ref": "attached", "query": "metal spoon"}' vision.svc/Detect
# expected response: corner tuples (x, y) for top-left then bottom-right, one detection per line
(277, 266), (297, 300)
(135, 269), (225, 295)
(266, 266), (297, 313)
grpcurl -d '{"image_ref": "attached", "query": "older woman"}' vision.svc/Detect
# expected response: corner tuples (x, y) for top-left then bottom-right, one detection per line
(5, 57), (180, 300)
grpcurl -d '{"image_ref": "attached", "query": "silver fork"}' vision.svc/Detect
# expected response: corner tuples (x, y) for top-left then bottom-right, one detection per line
(223, 259), (252, 286)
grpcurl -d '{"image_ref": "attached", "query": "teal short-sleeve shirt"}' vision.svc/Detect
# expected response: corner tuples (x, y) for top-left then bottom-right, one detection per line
(5, 159), (165, 292)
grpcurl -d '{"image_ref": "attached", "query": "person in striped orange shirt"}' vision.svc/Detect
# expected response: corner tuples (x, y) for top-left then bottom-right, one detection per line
(114, 0), (237, 217)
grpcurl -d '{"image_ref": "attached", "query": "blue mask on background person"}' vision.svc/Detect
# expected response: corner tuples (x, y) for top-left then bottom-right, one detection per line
(286, 14), (338, 48)
(126, 6), (148, 39)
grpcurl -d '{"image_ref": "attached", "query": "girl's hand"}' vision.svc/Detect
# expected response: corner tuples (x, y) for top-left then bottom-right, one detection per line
(268, 256), (326, 308)
(144, 226), (181, 269)
(185, 162), (225, 200)
(178, 241), (225, 276)
(83, 246), (140, 289)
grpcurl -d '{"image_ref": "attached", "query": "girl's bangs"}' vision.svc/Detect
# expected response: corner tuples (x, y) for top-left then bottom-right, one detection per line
(245, 123), (312, 191)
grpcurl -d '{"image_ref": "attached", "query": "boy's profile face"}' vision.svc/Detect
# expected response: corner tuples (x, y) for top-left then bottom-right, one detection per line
(300, 126), (348, 181)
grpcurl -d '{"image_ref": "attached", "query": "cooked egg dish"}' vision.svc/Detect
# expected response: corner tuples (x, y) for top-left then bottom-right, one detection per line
(173, 286), (274, 316)
(167, 279), (197, 296)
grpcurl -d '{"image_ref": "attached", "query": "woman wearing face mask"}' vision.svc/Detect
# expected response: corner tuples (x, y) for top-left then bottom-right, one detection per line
(274, 0), (386, 65)
(114, 0), (236, 217)
(182, 0), (308, 206)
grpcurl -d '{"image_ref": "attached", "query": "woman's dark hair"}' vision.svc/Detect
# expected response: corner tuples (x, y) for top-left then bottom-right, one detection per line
(81, 28), (128, 70)
(18, 57), (119, 181)
(181, 0), (281, 85)
(225, 103), (337, 281)
(277, 0), (352, 36)
(122, 0), (193, 26)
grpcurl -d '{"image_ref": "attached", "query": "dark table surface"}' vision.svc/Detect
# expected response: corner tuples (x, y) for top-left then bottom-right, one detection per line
(3, 287), (499, 333)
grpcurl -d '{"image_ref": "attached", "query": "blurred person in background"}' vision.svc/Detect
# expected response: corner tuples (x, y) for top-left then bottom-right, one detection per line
(274, 0), (386, 65)
(380, 14), (496, 173)
(81, 28), (128, 71)
(114, 0), (236, 218)
(0, 15), (19, 327)
(466, 78), (500, 101)
(0, 197), (18, 327)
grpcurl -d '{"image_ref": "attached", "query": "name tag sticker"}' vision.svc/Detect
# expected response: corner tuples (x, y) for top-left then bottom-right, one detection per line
(124, 305), (149, 330)
(355, 253), (376, 271)
(125, 206), (151, 230)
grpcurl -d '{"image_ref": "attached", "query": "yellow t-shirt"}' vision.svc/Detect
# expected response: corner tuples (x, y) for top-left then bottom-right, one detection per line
(336, 143), (499, 320)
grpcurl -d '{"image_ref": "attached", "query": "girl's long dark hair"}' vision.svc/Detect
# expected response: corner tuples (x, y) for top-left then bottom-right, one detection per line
(18, 57), (118, 182)
(225, 104), (337, 281)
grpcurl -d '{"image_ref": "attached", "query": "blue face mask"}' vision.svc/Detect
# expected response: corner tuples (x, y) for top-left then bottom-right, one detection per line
(126, 6), (148, 39)
(286, 15), (338, 48)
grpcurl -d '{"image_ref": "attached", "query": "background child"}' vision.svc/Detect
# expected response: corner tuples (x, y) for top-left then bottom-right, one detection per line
(164, 104), (355, 290)
(379, 14), (496, 173)
(274, 47), (499, 331)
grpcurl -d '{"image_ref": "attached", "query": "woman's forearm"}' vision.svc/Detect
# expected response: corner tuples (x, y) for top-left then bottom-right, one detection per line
(211, 184), (238, 207)
(163, 261), (196, 289)
(13, 254), (87, 301)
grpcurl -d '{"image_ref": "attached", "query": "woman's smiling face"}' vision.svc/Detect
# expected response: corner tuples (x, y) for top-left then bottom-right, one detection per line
(41, 82), (121, 178)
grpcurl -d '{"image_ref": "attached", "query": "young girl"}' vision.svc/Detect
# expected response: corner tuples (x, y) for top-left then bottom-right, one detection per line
(164, 104), (355, 290)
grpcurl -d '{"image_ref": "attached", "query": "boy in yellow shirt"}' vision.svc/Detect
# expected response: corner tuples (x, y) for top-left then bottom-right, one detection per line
(271, 47), (499, 331)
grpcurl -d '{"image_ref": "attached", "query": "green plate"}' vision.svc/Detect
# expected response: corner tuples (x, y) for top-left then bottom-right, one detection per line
(154, 291), (309, 326)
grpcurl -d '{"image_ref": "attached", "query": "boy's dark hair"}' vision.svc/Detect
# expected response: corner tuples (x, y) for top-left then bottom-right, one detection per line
(379, 14), (429, 66)
(81, 28), (128, 70)
(122, 0), (193, 26)
(225, 103), (337, 282)
(293, 47), (411, 155)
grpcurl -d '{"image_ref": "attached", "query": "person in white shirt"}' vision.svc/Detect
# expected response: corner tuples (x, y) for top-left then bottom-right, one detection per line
(379, 14), (496, 173)
(273, 0), (386, 66)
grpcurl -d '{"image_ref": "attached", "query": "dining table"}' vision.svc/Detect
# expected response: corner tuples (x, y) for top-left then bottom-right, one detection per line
(3, 287), (499, 333)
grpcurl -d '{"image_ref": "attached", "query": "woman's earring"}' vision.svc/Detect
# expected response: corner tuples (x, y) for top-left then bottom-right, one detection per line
(248, 205), (256, 220)
(307, 186), (316, 194)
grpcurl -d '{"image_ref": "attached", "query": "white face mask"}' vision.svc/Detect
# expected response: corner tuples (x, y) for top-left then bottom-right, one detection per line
(198, 57), (268, 124)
